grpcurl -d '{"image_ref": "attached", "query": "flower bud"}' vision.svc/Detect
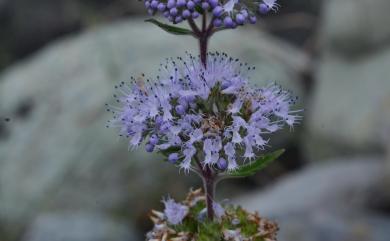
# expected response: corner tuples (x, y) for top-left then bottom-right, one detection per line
(182, 9), (191, 18)
(208, 0), (219, 8)
(177, 0), (186, 7)
(201, 2), (210, 10)
(175, 105), (186, 115)
(224, 16), (234, 28)
(235, 14), (245, 25)
(149, 134), (159, 145)
(249, 15), (257, 24)
(168, 153), (179, 164)
(170, 7), (178, 16)
(167, 0), (176, 9)
(213, 18), (223, 27)
(157, 3), (166, 11)
(150, 0), (159, 9)
(259, 3), (270, 14)
(217, 158), (228, 170)
(145, 143), (155, 152)
(187, 1), (195, 10)
(212, 6), (223, 17)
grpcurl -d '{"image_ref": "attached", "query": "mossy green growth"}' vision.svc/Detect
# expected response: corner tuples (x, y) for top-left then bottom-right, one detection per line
(198, 221), (223, 241)
(147, 189), (278, 241)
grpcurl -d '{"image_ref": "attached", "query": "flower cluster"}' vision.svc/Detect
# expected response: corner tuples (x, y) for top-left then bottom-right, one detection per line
(107, 52), (300, 172)
(146, 189), (279, 241)
(143, 0), (280, 27)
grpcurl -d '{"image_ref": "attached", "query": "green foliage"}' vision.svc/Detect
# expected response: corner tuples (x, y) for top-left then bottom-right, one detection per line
(228, 149), (285, 178)
(145, 19), (194, 35)
(166, 204), (273, 240)
(147, 173), (279, 241)
(194, 5), (204, 14)
(158, 146), (181, 156)
(190, 201), (207, 216)
(235, 207), (257, 237)
(198, 221), (222, 241)
(175, 217), (198, 234)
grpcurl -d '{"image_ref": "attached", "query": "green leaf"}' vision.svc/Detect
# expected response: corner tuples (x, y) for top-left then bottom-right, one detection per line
(145, 19), (194, 35)
(194, 5), (204, 14)
(228, 149), (285, 178)
(158, 146), (181, 157)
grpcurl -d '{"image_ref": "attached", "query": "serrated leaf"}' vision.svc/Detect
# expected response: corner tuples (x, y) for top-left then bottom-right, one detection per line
(228, 149), (285, 178)
(145, 19), (194, 35)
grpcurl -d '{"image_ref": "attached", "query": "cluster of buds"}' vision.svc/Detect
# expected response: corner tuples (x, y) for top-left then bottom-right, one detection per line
(142, 0), (280, 27)
(146, 189), (279, 241)
(211, 0), (280, 28)
(143, 0), (207, 24)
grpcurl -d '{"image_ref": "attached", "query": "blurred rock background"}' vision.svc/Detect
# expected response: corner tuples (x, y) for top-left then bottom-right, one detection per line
(0, 0), (389, 241)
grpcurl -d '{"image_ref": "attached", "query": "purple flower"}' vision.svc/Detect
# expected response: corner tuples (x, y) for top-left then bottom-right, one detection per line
(162, 197), (189, 225)
(213, 202), (225, 219)
(223, 229), (243, 240)
(108, 53), (301, 172)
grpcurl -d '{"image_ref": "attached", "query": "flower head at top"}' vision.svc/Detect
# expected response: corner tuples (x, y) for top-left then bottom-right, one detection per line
(107, 52), (301, 172)
(142, 0), (280, 27)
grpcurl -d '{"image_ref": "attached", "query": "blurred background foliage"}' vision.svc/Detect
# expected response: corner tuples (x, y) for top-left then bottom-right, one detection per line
(0, 0), (389, 241)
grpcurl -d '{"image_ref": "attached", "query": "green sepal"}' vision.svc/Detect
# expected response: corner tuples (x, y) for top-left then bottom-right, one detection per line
(145, 19), (194, 35)
(228, 149), (285, 178)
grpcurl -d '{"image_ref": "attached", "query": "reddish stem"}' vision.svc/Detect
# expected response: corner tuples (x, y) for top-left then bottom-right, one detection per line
(188, 12), (216, 220)
(203, 166), (215, 219)
(200, 36), (208, 68)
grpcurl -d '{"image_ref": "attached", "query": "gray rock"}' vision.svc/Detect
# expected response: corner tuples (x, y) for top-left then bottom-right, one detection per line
(236, 157), (384, 214)
(235, 158), (390, 241)
(275, 211), (390, 241)
(0, 18), (306, 239)
(321, 0), (390, 56)
(22, 212), (136, 241)
(304, 49), (390, 161)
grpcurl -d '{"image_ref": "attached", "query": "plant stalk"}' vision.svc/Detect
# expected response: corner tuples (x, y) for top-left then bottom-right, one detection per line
(200, 36), (208, 67)
(203, 166), (215, 220)
(194, 155), (216, 220)
(189, 12), (216, 220)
